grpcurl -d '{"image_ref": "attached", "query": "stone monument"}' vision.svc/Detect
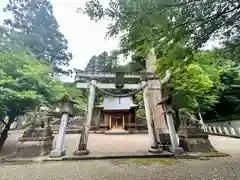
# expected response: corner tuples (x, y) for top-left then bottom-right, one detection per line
(17, 112), (54, 157)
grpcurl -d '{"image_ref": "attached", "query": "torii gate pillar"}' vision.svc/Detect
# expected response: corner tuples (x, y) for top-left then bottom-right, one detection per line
(74, 78), (97, 155)
(146, 49), (169, 139)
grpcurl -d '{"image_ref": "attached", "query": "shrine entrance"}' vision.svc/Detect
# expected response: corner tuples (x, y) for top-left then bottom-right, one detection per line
(110, 113), (123, 130)
(98, 96), (138, 132)
(73, 71), (161, 155)
(72, 70), (180, 156)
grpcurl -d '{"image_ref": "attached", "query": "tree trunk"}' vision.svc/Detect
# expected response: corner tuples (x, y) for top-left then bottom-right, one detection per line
(0, 116), (14, 151)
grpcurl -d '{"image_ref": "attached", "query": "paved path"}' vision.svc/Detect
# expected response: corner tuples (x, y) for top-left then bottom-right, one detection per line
(1, 157), (240, 180)
(63, 134), (240, 156)
(1, 131), (240, 158)
(63, 134), (152, 156)
(209, 135), (240, 156)
(0, 131), (240, 180)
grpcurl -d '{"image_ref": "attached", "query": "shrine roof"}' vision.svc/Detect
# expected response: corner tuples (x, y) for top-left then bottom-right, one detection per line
(97, 96), (138, 110)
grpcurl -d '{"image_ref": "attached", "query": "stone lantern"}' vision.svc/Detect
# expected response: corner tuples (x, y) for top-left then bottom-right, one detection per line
(50, 95), (78, 157)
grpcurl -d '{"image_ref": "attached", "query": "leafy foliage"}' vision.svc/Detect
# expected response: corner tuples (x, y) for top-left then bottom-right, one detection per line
(204, 64), (240, 120)
(0, 49), (69, 149)
(82, 0), (240, 57)
(84, 51), (118, 72)
(0, 50), (66, 120)
(82, 0), (240, 122)
(63, 83), (86, 116)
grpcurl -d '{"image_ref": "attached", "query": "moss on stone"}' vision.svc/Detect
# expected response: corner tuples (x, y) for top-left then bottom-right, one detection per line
(199, 152), (229, 157)
(111, 158), (178, 166)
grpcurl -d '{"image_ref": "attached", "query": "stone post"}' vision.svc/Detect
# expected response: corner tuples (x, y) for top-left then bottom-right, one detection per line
(230, 127), (236, 135)
(142, 80), (161, 153)
(208, 126), (213, 133)
(50, 95), (76, 157)
(197, 111), (205, 130)
(223, 127), (229, 135)
(74, 78), (97, 155)
(217, 127), (223, 134)
(157, 95), (183, 154)
(212, 126), (218, 134)
(165, 111), (183, 154)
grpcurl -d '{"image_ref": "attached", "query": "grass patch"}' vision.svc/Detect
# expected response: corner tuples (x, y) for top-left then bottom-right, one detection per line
(111, 158), (178, 166)
(199, 152), (229, 157)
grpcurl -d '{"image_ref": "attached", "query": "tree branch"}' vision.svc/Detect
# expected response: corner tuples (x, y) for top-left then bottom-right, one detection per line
(0, 119), (7, 125)
(160, 70), (171, 84)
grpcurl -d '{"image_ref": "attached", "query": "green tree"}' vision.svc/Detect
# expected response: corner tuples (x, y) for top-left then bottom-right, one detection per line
(204, 65), (240, 121)
(82, 0), (240, 122)
(156, 51), (231, 121)
(4, 0), (72, 72)
(84, 51), (118, 73)
(0, 50), (66, 150)
(63, 82), (86, 116)
(0, 26), (26, 52)
(81, 0), (240, 58)
(85, 55), (98, 72)
(125, 53), (146, 72)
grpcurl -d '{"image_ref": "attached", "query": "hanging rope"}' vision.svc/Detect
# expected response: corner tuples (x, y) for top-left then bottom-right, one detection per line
(88, 81), (147, 98)
(111, 115), (122, 119)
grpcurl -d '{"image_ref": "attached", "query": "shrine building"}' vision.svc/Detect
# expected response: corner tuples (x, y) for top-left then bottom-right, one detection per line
(96, 96), (147, 134)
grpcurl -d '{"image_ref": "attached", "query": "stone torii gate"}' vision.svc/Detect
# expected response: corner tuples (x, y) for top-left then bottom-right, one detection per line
(73, 70), (180, 155)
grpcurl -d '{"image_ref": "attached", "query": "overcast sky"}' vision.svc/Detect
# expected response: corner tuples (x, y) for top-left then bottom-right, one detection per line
(0, 0), (120, 71)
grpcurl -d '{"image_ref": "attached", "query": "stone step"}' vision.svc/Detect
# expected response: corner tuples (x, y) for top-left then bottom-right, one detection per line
(105, 129), (130, 135)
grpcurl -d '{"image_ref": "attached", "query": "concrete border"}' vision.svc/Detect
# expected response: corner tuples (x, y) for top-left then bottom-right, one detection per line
(0, 152), (230, 165)
(60, 153), (174, 161)
(207, 133), (240, 139)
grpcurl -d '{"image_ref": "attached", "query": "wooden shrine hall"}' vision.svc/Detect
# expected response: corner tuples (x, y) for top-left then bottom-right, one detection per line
(96, 96), (146, 134)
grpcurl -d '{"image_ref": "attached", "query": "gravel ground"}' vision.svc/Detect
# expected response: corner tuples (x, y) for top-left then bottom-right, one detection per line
(0, 156), (240, 180)
(1, 131), (240, 180)
(3, 130), (240, 157)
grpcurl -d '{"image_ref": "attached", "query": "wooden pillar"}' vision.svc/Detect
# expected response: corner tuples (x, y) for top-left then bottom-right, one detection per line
(104, 113), (107, 131)
(109, 115), (112, 129)
(128, 113), (131, 123)
(142, 80), (161, 152)
(74, 78), (97, 155)
(148, 78), (169, 134)
(123, 115), (125, 129)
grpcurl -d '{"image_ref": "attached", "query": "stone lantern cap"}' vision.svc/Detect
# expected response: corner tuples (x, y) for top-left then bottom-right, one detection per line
(60, 94), (78, 105)
(60, 95), (78, 116)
